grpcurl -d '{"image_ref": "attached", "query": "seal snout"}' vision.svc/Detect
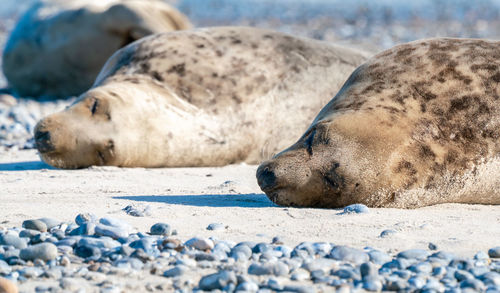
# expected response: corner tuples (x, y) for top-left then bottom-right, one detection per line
(256, 162), (277, 192)
(34, 130), (55, 153)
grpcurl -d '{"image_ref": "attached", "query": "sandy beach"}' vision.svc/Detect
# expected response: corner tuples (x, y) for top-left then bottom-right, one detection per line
(2, 149), (498, 259)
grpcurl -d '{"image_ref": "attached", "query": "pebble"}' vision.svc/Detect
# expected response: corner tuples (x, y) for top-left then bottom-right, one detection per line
(123, 205), (151, 217)
(38, 218), (61, 230)
(75, 213), (97, 226)
(185, 237), (214, 251)
(0, 234), (26, 249)
(163, 265), (188, 277)
(248, 261), (288, 276)
(397, 249), (429, 260)
(74, 245), (101, 260)
(342, 204), (369, 214)
(489, 247), (500, 258)
(21, 219), (47, 232)
(94, 223), (129, 239)
(0, 213), (497, 292)
(330, 246), (369, 264)
(379, 229), (397, 238)
(19, 243), (57, 261)
(206, 223), (225, 231)
(149, 223), (171, 236)
(198, 271), (237, 290)
(236, 281), (259, 292)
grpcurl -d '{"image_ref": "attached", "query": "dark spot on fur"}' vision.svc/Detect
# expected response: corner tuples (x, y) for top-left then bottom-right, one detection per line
(167, 63), (186, 77)
(152, 71), (164, 82)
(395, 160), (417, 175)
(323, 163), (344, 190)
(449, 96), (472, 112)
(491, 72), (500, 82)
(419, 144), (435, 159)
(412, 85), (437, 101)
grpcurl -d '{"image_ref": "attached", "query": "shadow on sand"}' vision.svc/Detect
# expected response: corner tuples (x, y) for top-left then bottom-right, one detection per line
(0, 161), (56, 171)
(114, 193), (276, 208)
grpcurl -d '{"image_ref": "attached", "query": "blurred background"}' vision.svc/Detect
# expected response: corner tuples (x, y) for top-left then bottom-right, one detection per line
(3, 0), (500, 150)
(3, 0), (500, 88)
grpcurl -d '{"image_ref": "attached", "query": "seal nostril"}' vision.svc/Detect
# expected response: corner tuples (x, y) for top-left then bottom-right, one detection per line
(34, 130), (50, 141)
(34, 131), (55, 153)
(257, 165), (277, 191)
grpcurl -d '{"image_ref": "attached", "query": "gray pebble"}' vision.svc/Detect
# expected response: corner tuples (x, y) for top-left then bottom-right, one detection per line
(291, 268), (310, 281)
(22, 219), (47, 232)
(455, 269), (475, 281)
(397, 249), (429, 260)
(74, 245), (101, 260)
(248, 261), (289, 276)
(185, 237), (214, 250)
(19, 243), (57, 261)
(342, 204), (369, 214)
(0, 234), (27, 249)
(330, 245), (369, 264)
(75, 213), (97, 226)
(408, 276), (426, 289)
(199, 270), (237, 290)
(253, 242), (272, 254)
(409, 262), (433, 274)
(302, 258), (338, 272)
(368, 250), (392, 265)
(18, 229), (40, 239)
(460, 278), (486, 291)
(150, 223), (171, 236)
(379, 229), (397, 238)
(385, 278), (408, 291)
(95, 223), (129, 239)
(129, 237), (155, 253)
(69, 222), (95, 236)
(489, 247), (500, 258)
(428, 242), (438, 250)
(272, 236), (284, 245)
(230, 244), (253, 261)
(78, 237), (120, 249)
(18, 266), (44, 278)
(360, 262), (378, 279)
(362, 276), (383, 291)
(422, 279), (445, 291)
(38, 218), (61, 230)
(207, 223), (225, 231)
(236, 281), (259, 292)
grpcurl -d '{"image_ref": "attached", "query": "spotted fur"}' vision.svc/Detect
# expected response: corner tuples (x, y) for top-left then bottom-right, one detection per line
(258, 38), (500, 208)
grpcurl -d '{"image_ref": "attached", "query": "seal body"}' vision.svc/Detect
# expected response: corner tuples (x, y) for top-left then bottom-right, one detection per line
(34, 27), (369, 168)
(2, 0), (191, 98)
(257, 38), (500, 208)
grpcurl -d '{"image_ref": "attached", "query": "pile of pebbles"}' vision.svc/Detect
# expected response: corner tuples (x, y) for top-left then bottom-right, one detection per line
(0, 95), (73, 151)
(0, 214), (499, 292)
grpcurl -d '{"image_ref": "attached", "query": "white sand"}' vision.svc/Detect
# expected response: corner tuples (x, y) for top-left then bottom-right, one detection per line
(1, 149), (498, 258)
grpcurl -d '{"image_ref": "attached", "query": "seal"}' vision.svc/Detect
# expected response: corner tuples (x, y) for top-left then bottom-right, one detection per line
(257, 38), (500, 208)
(33, 27), (369, 168)
(2, 0), (191, 98)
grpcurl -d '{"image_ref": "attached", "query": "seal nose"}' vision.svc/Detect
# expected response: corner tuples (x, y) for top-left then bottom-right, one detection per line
(256, 162), (277, 191)
(34, 130), (55, 153)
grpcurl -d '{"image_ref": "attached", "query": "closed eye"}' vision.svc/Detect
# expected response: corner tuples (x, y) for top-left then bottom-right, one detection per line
(91, 99), (98, 115)
(304, 129), (316, 156)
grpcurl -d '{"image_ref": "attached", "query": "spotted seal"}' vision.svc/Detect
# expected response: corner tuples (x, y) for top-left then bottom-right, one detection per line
(2, 0), (191, 98)
(33, 27), (369, 168)
(257, 38), (500, 208)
